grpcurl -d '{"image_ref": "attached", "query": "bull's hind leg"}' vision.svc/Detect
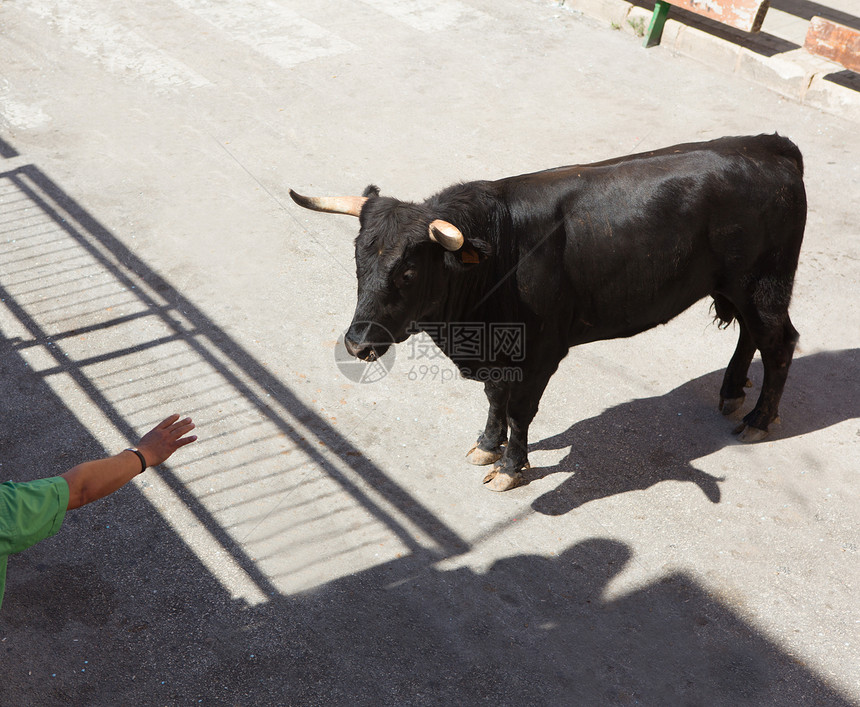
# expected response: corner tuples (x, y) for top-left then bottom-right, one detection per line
(715, 295), (756, 416)
(735, 315), (798, 442)
(719, 330), (754, 416)
(726, 271), (799, 442)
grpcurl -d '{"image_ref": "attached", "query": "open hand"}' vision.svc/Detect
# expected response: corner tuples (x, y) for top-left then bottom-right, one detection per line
(136, 414), (197, 467)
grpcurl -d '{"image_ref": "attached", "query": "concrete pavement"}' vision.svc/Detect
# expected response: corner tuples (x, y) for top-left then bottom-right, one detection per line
(1, 0), (858, 704)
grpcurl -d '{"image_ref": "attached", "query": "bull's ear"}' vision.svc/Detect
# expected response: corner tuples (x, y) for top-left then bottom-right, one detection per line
(443, 238), (493, 269)
(362, 184), (381, 197)
(428, 220), (464, 251)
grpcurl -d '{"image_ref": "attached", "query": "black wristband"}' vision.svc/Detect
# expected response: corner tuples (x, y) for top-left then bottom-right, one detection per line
(125, 447), (147, 473)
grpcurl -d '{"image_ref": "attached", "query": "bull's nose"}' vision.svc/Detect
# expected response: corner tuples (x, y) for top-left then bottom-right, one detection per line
(345, 337), (375, 360)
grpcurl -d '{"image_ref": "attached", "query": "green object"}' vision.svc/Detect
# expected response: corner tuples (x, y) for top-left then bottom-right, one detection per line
(0, 478), (69, 610)
(644, 0), (671, 47)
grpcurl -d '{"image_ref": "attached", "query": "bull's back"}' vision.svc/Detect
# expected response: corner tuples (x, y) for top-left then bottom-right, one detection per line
(500, 135), (805, 344)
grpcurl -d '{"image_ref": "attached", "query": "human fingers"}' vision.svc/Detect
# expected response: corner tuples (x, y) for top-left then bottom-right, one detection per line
(138, 424), (196, 465)
(168, 418), (195, 438)
(156, 413), (181, 430)
(173, 434), (198, 448)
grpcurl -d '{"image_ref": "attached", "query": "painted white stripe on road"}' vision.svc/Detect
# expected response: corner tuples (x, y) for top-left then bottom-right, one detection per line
(169, 0), (357, 69)
(358, 0), (487, 33)
(24, 0), (211, 89)
(0, 80), (52, 130)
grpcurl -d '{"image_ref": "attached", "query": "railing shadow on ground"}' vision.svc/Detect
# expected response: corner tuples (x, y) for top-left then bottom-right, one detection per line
(0, 158), (467, 606)
(0, 135), (18, 159)
(529, 349), (859, 515)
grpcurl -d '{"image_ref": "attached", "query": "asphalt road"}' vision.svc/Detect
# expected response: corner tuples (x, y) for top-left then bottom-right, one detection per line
(1, 0), (858, 704)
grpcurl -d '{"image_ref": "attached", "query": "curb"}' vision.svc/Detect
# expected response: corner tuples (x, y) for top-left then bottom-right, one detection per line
(562, 0), (860, 123)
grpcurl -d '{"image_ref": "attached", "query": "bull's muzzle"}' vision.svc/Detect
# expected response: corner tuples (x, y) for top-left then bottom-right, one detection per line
(344, 337), (378, 361)
(344, 320), (393, 361)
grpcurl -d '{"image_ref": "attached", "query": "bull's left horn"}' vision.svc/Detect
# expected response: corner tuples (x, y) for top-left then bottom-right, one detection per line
(289, 190), (367, 217)
(428, 219), (464, 251)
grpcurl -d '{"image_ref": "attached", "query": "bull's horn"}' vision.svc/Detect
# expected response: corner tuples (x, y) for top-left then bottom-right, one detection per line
(428, 219), (464, 251)
(289, 190), (367, 217)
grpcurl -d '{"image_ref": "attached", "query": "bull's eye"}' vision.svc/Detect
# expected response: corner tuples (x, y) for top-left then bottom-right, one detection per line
(395, 268), (417, 289)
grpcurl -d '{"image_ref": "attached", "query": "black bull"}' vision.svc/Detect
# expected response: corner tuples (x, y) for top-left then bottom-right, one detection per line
(291, 134), (806, 491)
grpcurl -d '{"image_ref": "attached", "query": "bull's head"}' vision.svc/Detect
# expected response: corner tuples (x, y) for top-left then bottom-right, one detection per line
(290, 185), (482, 362)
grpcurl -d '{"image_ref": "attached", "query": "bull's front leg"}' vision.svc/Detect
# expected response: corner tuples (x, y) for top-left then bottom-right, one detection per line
(466, 381), (509, 466)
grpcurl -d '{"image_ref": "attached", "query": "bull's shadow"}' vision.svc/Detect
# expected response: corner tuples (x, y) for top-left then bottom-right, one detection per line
(528, 349), (859, 515)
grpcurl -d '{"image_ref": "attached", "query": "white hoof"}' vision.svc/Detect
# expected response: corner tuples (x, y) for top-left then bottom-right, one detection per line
(482, 461), (529, 491)
(482, 468), (523, 491)
(466, 445), (504, 466)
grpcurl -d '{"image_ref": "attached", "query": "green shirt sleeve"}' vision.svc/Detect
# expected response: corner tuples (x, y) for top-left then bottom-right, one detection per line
(0, 477), (69, 610)
(0, 477), (70, 554)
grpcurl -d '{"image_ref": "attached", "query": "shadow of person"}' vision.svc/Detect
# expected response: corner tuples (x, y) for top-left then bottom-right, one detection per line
(162, 538), (854, 705)
(529, 349), (860, 516)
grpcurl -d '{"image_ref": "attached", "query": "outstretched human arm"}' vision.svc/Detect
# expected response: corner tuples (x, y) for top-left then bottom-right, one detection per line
(61, 414), (197, 510)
